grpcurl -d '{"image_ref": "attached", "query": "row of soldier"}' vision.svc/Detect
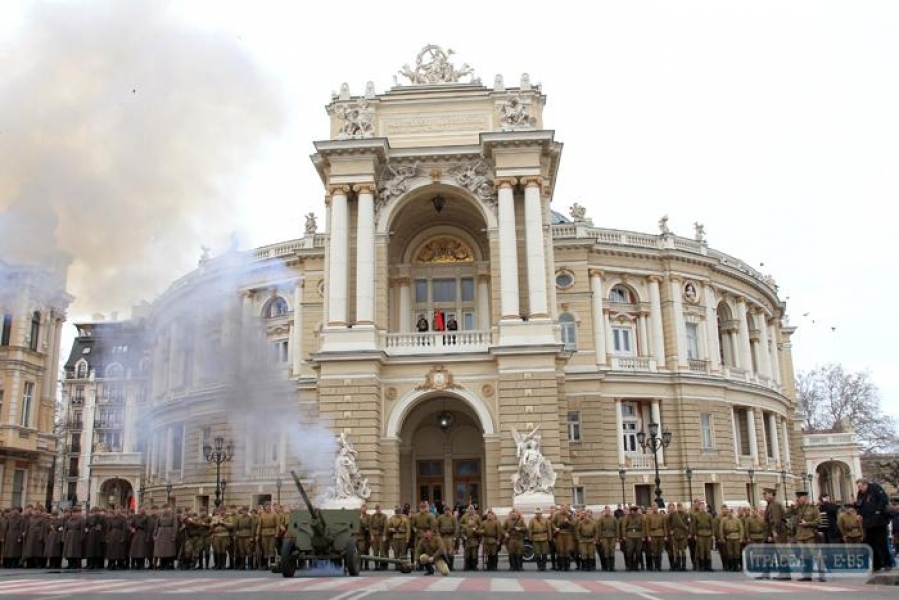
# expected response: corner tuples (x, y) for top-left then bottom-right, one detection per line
(0, 502), (292, 571)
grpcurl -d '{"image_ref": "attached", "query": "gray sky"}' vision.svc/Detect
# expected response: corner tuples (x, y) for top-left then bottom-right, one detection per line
(3, 1), (897, 419)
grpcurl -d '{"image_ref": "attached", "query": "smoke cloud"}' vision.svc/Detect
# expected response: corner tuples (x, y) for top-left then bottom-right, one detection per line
(0, 0), (283, 315)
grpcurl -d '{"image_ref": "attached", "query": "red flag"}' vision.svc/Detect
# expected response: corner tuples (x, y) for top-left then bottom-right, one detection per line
(434, 309), (445, 331)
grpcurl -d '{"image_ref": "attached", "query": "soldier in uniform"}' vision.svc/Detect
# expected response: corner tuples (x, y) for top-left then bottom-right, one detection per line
(129, 505), (149, 570)
(256, 503), (279, 569)
(85, 506), (106, 569)
(758, 486), (789, 579)
(503, 509), (527, 571)
(837, 504), (864, 543)
(105, 506), (128, 570)
(145, 506), (158, 569)
(458, 505), (481, 571)
(596, 506), (618, 572)
(790, 490), (823, 581)
(410, 501), (438, 568)
(718, 506), (744, 572)
(416, 526), (449, 576)
(480, 510), (503, 571)
(691, 502), (714, 571)
(356, 503), (371, 570)
(44, 511), (64, 569)
(575, 509), (598, 571)
(153, 505), (177, 570)
(210, 507), (232, 570)
(620, 505), (645, 571)
(23, 505), (47, 568)
(369, 504), (389, 570)
(387, 506), (410, 569)
(644, 504), (667, 571)
(745, 507), (767, 546)
(234, 506), (255, 570)
(437, 505), (459, 571)
(551, 503), (575, 571)
(528, 507), (550, 572)
(668, 503), (690, 571)
(687, 498), (701, 570)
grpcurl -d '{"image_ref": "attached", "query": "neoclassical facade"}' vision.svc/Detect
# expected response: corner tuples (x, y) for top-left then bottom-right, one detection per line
(73, 48), (842, 511)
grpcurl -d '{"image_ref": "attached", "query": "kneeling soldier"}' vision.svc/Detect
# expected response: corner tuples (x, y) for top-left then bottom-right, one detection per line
(416, 527), (449, 576)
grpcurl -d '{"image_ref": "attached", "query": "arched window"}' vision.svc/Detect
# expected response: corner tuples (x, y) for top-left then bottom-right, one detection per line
(76, 360), (89, 379)
(30, 311), (41, 351)
(106, 363), (124, 378)
(609, 285), (632, 304)
(263, 297), (289, 319)
(560, 313), (577, 351)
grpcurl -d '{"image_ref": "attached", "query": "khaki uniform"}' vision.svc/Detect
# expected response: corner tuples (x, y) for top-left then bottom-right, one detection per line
(596, 515), (619, 572)
(369, 511), (388, 568)
(837, 511), (863, 543)
(387, 514), (410, 567)
(504, 515), (527, 571)
(210, 516), (232, 569)
(551, 511), (575, 570)
(437, 513), (458, 570)
(719, 516), (744, 571)
(645, 511), (668, 570)
(790, 502), (822, 579)
(356, 512), (371, 569)
(481, 518), (503, 571)
(528, 515), (550, 571)
(668, 510), (690, 571)
(256, 511), (279, 567)
(410, 511), (437, 564)
(745, 515), (766, 543)
(575, 517), (598, 568)
(234, 513), (255, 569)
(691, 511), (714, 571)
(621, 512), (645, 571)
(416, 534), (449, 576)
(459, 513), (482, 570)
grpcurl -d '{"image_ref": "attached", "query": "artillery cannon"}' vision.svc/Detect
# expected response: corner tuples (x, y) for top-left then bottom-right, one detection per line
(276, 471), (412, 577)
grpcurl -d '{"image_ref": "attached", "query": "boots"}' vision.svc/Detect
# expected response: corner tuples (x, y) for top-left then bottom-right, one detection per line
(538, 555), (546, 571)
(655, 555), (663, 572)
(609, 556), (616, 572)
(424, 562), (435, 576)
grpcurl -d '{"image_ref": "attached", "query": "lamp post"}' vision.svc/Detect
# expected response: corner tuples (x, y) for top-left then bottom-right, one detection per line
(747, 468), (755, 507)
(276, 477), (282, 505)
(138, 483), (145, 506)
(165, 482), (172, 507)
(780, 468), (788, 497)
(685, 467), (694, 503)
(220, 480), (227, 506)
(618, 469), (627, 506)
(637, 422), (673, 508)
(806, 472), (814, 502)
(203, 435), (234, 508)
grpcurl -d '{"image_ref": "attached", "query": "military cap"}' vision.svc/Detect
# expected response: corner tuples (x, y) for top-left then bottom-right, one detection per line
(795, 490), (809, 498)
(762, 487), (777, 495)
(629, 505), (640, 511)
(534, 507), (542, 512)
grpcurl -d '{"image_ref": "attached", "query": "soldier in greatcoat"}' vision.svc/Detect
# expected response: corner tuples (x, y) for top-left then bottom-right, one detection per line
(3, 507), (26, 568)
(105, 507), (128, 569)
(0, 507), (8, 562)
(63, 506), (85, 569)
(551, 504), (575, 571)
(84, 507), (106, 569)
(23, 505), (48, 568)
(668, 503), (690, 571)
(145, 506), (158, 569)
(480, 510), (503, 572)
(44, 511), (65, 569)
(153, 505), (177, 570)
(129, 506), (150, 569)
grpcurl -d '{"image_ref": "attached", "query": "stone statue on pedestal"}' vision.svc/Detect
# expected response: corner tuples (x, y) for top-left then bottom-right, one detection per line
(324, 432), (371, 504)
(511, 425), (556, 496)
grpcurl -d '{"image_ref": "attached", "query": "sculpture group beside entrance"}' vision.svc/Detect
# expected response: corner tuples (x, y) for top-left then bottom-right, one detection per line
(320, 432), (371, 509)
(511, 425), (556, 512)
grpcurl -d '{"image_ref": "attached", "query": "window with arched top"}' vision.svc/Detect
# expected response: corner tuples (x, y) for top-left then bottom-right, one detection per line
(560, 313), (577, 351)
(30, 311), (41, 351)
(263, 297), (289, 319)
(609, 285), (633, 304)
(106, 363), (124, 378)
(76, 360), (89, 379)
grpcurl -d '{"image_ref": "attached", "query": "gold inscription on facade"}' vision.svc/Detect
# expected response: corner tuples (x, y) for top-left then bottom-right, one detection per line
(415, 237), (473, 263)
(383, 113), (489, 135)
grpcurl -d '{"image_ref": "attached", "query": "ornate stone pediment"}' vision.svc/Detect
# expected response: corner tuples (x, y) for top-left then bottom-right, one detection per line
(328, 99), (375, 140)
(396, 45), (479, 86)
(416, 366), (458, 391)
(415, 237), (473, 264)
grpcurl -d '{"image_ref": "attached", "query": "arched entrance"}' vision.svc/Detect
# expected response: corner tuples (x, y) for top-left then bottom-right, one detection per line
(815, 460), (853, 502)
(397, 395), (487, 511)
(99, 478), (133, 509)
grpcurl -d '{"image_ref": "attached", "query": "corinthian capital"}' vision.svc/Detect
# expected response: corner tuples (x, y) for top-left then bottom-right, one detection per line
(327, 184), (351, 196)
(352, 183), (377, 195)
(494, 177), (518, 190)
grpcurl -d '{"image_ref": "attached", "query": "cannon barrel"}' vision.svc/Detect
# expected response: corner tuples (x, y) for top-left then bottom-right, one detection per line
(289, 470), (316, 515)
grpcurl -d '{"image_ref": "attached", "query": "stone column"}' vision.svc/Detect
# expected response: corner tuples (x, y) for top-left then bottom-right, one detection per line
(496, 178), (520, 319)
(292, 279), (304, 376)
(731, 409), (741, 466)
(637, 314), (649, 358)
(747, 408), (759, 466)
(477, 274), (491, 330)
(704, 285), (721, 371)
(780, 418), (792, 467)
(669, 277), (688, 369)
(735, 298), (753, 372)
(589, 269), (607, 366)
(522, 177), (548, 318)
(648, 277), (666, 367)
(398, 278), (411, 333)
(768, 324), (781, 385)
(651, 399), (665, 466)
(327, 184), (350, 326)
(615, 399), (625, 465)
(756, 312), (772, 380)
(768, 412), (781, 466)
(354, 184), (376, 326)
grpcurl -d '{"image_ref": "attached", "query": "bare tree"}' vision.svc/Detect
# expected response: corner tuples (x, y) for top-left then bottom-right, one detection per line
(796, 363), (898, 453)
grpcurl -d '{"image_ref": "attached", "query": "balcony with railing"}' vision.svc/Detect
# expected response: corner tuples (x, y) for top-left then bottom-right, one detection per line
(626, 453), (654, 469)
(384, 330), (492, 356)
(611, 356), (658, 372)
(91, 452), (143, 467)
(803, 432), (858, 447)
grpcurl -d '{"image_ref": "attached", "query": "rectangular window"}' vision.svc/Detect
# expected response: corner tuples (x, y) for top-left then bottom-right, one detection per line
(12, 469), (26, 507)
(612, 327), (634, 355)
(414, 279), (428, 303)
(1, 313), (11, 345)
(21, 382), (34, 427)
(70, 433), (81, 453)
(431, 279), (456, 302)
(572, 486), (585, 507)
(567, 411), (581, 442)
(764, 413), (774, 458)
(462, 312), (475, 330)
(735, 409), (751, 456)
(686, 323), (700, 359)
(622, 422), (638, 453)
(461, 278), (474, 302)
(74, 386), (84, 403)
(171, 425), (184, 472)
(700, 413), (714, 449)
(272, 340), (288, 363)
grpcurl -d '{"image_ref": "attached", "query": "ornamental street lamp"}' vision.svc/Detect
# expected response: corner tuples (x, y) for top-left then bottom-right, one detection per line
(138, 483), (145, 505)
(801, 472), (815, 502)
(276, 477), (282, 505)
(780, 468), (788, 497)
(685, 467), (694, 503)
(165, 482), (173, 507)
(203, 435), (234, 508)
(637, 422), (672, 508)
(618, 469), (627, 506)
(220, 480), (227, 506)
(748, 468), (756, 507)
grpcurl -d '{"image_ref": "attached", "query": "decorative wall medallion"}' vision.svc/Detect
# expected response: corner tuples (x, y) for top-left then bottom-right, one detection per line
(481, 384), (495, 398)
(317, 280), (325, 297)
(683, 281), (699, 304)
(417, 366), (458, 391)
(385, 387), (397, 401)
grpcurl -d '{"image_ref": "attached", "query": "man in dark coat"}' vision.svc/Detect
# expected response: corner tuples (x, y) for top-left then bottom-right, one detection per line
(855, 478), (891, 572)
(129, 506), (150, 569)
(45, 511), (65, 569)
(63, 506), (85, 568)
(817, 493), (840, 543)
(105, 507), (128, 569)
(23, 505), (48, 568)
(3, 507), (26, 568)
(153, 505), (177, 570)
(85, 507), (106, 569)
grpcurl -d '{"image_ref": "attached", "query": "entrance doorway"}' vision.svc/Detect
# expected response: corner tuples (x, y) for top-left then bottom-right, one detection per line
(453, 459), (480, 509)
(417, 460), (443, 506)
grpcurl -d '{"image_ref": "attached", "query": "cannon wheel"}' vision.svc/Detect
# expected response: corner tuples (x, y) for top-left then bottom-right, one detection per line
(281, 540), (297, 578)
(344, 540), (361, 577)
(523, 540), (535, 562)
